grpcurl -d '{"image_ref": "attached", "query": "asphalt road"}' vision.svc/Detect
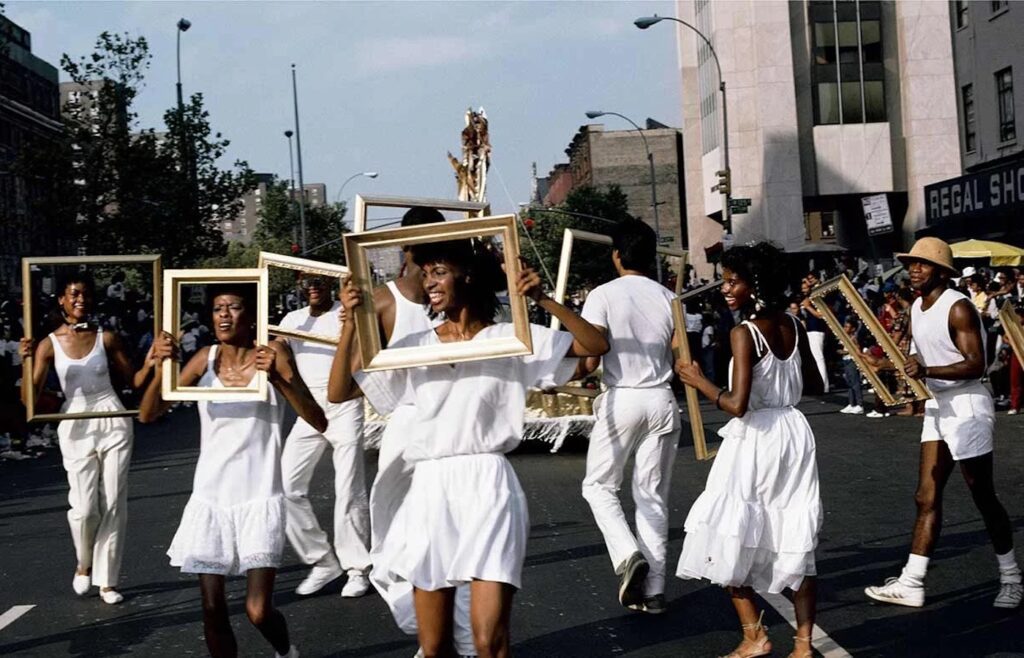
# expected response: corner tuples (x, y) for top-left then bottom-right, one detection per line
(1, 393), (1022, 657)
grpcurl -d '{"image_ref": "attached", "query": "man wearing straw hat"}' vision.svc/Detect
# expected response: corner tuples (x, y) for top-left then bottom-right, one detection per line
(864, 237), (1021, 610)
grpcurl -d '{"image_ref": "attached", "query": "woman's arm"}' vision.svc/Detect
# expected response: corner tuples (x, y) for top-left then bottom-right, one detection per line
(19, 337), (52, 407)
(138, 336), (204, 423)
(258, 341), (327, 433)
(327, 281), (365, 404)
(519, 268), (608, 357)
(104, 331), (135, 394)
(676, 325), (755, 418)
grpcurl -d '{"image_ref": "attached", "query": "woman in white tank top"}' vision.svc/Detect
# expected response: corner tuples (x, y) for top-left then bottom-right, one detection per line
(20, 271), (139, 605)
(138, 283), (326, 658)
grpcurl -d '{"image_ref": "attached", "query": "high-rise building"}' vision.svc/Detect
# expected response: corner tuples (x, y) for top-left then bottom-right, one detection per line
(221, 177), (330, 245)
(918, 1), (1023, 243)
(675, 0), (962, 276)
(0, 15), (62, 289)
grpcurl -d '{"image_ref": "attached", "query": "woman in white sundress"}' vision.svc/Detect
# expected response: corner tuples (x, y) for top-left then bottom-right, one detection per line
(138, 284), (326, 658)
(675, 243), (824, 658)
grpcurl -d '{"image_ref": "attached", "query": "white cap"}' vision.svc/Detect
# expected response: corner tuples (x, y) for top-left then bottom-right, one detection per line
(961, 266), (977, 278)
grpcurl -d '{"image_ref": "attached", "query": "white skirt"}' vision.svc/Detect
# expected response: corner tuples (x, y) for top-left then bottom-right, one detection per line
(677, 406), (822, 594)
(396, 453), (529, 591)
(167, 495), (286, 575)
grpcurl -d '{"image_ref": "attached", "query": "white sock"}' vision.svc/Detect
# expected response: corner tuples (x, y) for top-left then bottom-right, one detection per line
(899, 554), (929, 587)
(996, 550), (1022, 583)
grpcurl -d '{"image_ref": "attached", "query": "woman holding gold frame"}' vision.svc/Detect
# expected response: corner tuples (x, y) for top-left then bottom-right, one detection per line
(138, 282), (326, 658)
(674, 243), (824, 658)
(328, 239), (608, 658)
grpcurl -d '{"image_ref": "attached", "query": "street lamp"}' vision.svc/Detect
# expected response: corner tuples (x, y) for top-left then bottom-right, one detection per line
(175, 18), (190, 117)
(175, 18), (193, 229)
(635, 14), (732, 236)
(335, 171), (379, 204)
(283, 130), (295, 192)
(584, 110), (663, 281)
(291, 63), (307, 253)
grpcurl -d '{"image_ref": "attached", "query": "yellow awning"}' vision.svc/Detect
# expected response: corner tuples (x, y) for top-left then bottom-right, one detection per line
(950, 239), (1024, 266)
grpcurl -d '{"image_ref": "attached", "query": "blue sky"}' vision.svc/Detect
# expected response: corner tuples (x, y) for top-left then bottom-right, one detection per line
(9, 1), (682, 215)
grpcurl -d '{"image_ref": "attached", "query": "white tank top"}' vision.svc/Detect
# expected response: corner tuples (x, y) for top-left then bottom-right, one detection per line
(385, 280), (432, 346)
(49, 329), (125, 413)
(910, 288), (986, 394)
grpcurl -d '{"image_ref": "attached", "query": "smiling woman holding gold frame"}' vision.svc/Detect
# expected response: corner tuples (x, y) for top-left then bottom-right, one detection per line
(352, 194), (490, 233)
(161, 268), (269, 401)
(257, 251), (349, 346)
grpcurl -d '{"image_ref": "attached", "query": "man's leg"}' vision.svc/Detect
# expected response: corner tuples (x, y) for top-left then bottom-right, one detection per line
(325, 403), (372, 597)
(959, 453), (1021, 608)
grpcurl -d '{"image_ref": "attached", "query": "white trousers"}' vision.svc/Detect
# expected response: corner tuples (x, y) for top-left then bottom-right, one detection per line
(281, 394), (371, 573)
(582, 387), (679, 596)
(807, 331), (829, 393)
(58, 416), (133, 588)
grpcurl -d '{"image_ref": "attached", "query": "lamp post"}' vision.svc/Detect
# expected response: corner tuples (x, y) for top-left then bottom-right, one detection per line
(291, 64), (307, 253)
(283, 130), (295, 192)
(176, 18), (192, 225)
(635, 14), (732, 236)
(584, 110), (663, 281)
(335, 171), (379, 204)
(175, 18), (190, 134)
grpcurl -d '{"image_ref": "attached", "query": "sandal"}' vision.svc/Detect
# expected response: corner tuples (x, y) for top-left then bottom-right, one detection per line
(720, 611), (772, 658)
(787, 634), (813, 658)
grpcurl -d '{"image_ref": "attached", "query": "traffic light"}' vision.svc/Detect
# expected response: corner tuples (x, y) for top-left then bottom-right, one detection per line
(713, 169), (731, 195)
(523, 217), (535, 230)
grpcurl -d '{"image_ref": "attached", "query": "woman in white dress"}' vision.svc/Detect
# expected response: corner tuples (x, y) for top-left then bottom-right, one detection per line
(328, 240), (608, 658)
(675, 243), (824, 658)
(138, 284), (326, 658)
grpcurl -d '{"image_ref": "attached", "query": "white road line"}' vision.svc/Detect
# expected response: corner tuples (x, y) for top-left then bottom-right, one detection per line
(763, 592), (853, 658)
(0, 605), (35, 632)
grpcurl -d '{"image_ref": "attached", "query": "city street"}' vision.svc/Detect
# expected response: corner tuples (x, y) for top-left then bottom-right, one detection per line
(1, 394), (1022, 658)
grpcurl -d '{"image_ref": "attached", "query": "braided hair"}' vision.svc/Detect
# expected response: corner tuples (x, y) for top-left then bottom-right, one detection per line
(720, 242), (789, 318)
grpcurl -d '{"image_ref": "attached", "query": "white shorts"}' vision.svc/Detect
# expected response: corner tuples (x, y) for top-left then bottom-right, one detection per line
(920, 383), (994, 461)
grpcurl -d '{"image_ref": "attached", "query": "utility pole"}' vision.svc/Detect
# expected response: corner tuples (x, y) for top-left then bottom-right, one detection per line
(291, 64), (307, 253)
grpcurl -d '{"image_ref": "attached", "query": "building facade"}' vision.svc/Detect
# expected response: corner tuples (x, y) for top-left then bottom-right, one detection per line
(0, 16), (61, 290)
(919, 1), (1023, 243)
(222, 177), (329, 244)
(676, 0), (962, 276)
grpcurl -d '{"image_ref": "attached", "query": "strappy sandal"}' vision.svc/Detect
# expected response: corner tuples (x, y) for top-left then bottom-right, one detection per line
(720, 611), (772, 658)
(786, 634), (813, 658)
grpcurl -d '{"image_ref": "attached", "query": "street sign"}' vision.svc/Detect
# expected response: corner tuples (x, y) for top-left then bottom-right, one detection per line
(730, 198), (751, 214)
(862, 193), (894, 236)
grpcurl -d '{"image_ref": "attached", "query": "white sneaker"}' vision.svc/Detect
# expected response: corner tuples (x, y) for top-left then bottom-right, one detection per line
(865, 577), (925, 607)
(274, 646), (299, 658)
(994, 582), (1022, 608)
(340, 572), (370, 598)
(295, 559), (343, 596)
(100, 589), (124, 605)
(866, 410), (885, 418)
(838, 404), (853, 414)
(72, 573), (91, 596)
(846, 405), (864, 415)
(1008, 409), (1019, 415)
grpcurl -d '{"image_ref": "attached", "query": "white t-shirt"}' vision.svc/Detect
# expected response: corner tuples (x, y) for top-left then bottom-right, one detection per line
(106, 282), (125, 301)
(278, 302), (341, 390)
(581, 274), (675, 388)
(701, 325), (715, 349)
(684, 311), (703, 333)
(356, 323), (574, 462)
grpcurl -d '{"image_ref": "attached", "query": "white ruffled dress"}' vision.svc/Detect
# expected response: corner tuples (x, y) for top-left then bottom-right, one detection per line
(167, 346), (287, 575)
(677, 317), (822, 594)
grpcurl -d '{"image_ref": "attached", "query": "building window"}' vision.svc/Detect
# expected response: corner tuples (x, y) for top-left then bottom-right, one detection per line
(695, 0), (719, 154)
(955, 0), (969, 27)
(996, 67), (1015, 142)
(962, 84), (976, 152)
(810, 1), (886, 125)
(991, 0), (1008, 13)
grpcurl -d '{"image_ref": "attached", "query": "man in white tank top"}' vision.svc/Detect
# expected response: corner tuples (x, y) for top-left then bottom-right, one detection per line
(865, 238), (1021, 610)
(279, 273), (372, 598)
(579, 220), (680, 614)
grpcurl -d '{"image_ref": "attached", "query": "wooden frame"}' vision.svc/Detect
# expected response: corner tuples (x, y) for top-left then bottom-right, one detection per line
(352, 194), (490, 233)
(672, 287), (716, 461)
(161, 268), (269, 401)
(549, 228), (687, 330)
(343, 214), (531, 371)
(21, 254), (162, 422)
(810, 274), (931, 406)
(257, 251), (349, 345)
(999, 300), (1024, 366)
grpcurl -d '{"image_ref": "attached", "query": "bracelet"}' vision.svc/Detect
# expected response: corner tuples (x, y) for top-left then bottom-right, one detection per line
(715, 388), (727, 410)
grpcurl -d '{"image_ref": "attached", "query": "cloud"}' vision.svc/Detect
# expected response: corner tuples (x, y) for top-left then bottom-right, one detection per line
(352, 35), (486, 76)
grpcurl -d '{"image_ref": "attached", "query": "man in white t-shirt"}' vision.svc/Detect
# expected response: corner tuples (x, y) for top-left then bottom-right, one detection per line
(278, 274), (371, 598)
(579, 220), (680, 614)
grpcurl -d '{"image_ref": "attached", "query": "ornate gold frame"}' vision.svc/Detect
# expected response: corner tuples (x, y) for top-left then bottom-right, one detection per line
(257, 251), (349, 345)
(352, 194), (490, 233)
(671, 287), (716, 461)
(999, 301), (1024, 367)
(810, 274), (930, 406)
(549, 228), (687, 330)
(21, 254), (162, 422)
(343, 215), (531, 371)
(161, 268), (269, 401)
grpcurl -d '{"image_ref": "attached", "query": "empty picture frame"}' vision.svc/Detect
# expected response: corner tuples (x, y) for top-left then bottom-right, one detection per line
(343, 214), (531, 371)
(549, 228), (687, 330)
(161, 268), (269, 401)
(258, 251), (349, 345)
(21, 254), (162, 422)
(352, 194), (490, 233)
(999, 301), (1024, 367)
(671, 294), (714, 461)
(810, 274), (930, 406)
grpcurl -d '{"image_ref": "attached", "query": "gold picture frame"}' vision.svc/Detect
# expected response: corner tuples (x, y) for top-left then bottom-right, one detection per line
(672, 291), (715, 461)
(999, 300), (1024, 366)
(161, 268), (269, 401)
(21, 254), (162, 422)
(343, 214), (532, 371)
(257, 251), (349, 346)
(810, 274), (930, 406)
(549, 228), (687, 330)
(352, 194), (490, 233)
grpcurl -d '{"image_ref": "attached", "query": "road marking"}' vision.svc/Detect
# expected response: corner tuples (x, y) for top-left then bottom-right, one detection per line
(0, 605), (35, 632)
(763, 592), (852, 658)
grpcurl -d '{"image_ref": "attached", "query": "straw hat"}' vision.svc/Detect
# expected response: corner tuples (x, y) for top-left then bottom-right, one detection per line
(895, 237), (957, 275)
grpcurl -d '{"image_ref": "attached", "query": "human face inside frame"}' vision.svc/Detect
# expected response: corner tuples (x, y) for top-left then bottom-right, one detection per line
(257, 251), (349, 345)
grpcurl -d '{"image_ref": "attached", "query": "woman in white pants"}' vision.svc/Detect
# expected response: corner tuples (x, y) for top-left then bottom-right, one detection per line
(329, 240), (608, 658)
(21, 271), (138, 605)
